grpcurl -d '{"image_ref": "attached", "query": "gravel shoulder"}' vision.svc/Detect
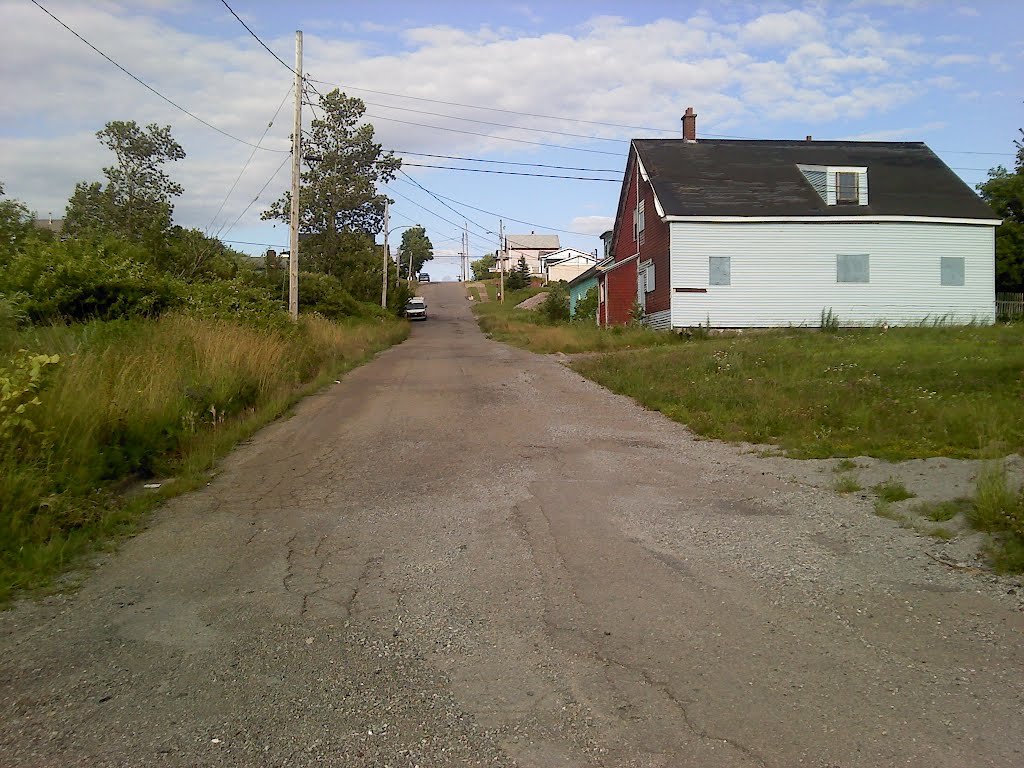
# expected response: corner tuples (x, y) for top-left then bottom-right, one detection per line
(2, 282), (1022, 767)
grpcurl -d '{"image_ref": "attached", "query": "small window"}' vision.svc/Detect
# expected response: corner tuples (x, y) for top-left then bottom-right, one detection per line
(644, 263), (656, 293)
(635, 199), (646, 244)
(709, 256), (731, 286)
(836, 172), (859, 204)
(941, 256), (965, 286)
(837, 254), (869, 283)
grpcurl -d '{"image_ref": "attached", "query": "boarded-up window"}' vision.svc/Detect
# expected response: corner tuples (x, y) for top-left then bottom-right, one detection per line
(709, 256), (731, 286)
(635, 200), (646, 244)
(941, 256), (965, 286)
(837, 254), (869, 283)
(644, 263), (656, 293)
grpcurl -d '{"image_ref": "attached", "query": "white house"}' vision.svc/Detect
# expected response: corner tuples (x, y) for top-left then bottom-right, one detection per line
(542, 247), (597, 283)
(494, 233), (561, 278)
(599, 107), (1001, 328)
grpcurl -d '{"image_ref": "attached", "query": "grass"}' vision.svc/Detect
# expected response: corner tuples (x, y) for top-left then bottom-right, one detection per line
(872, 477), (916, 503)
(833, 475), (863, 494)
(834, 458), (858, 472)
(570, 324), (1024, 460)
(911, 498), (973, 522)
(0, 313), (408, 604)
(467, 286), (482, 302)
(472, 281), (680, 355)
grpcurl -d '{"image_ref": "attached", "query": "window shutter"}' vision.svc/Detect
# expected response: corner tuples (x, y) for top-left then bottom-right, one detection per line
(646, 263), (655, 292)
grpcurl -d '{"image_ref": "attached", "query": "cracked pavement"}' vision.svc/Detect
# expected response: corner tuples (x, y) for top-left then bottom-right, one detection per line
(2, 282), (1023, 767)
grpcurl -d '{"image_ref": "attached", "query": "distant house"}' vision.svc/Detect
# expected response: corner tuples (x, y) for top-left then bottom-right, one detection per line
(32, 216), (63, 237)
(568, 264), (599, 319)
(598, 107), (1001, 329)
(495, 232), (560, 277)
(543, 247), (597, 283)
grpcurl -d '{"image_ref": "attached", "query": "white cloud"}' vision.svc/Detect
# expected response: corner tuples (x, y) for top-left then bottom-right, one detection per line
(740, 10), (824, 48)
(955, 6), (980, 17)
(569, 215), (614, 235)
(936, 53), (982, 66)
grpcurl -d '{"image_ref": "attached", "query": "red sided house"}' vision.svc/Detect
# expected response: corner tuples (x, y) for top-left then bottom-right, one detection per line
(597, 108), (1000, 329)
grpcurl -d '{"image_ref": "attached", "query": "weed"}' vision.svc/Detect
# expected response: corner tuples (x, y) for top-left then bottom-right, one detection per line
(873, 499), (904, 521)
(834, 458), (857, 472)
(929, 526), (955, 540)
(966, 461), (1024, 573)
(834, 475), (862, 494)
(820, 308), (840, 333)
(873, 478), (916, 503)
(911, 498), (972, 522)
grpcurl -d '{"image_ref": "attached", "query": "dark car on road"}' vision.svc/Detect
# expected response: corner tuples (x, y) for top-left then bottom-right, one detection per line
(418, 273), (430, 283)
(404, 297), (427, 321)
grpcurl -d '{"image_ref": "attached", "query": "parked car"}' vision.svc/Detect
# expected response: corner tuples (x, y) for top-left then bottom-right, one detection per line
(418, 273), (430, 283)
(404, 297), (427, 320)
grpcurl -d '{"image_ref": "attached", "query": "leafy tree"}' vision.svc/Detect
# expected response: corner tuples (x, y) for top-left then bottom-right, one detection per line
(505, 261), (525, 290)
(264, 89), (399, 262)
(978, 128), (1024, 291)
(0, 182), (34, 254)
(397, 226), (433, 278)
(64, 121), (185, 243)
(470, 252), (496, 280)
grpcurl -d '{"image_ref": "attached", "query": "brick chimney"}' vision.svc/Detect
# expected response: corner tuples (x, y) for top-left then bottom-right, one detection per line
(681, 106), (697, 142)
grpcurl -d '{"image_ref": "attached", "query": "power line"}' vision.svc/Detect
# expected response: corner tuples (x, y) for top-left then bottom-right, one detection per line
(391, 150), (621, 173)
(219, 152), (292, 240)
(29, 0), (288, 153)
(309, 79), (679, 135)
(364, 100), (628, 144)
(366, 113), (624, 156)
(395, 173), (598, 238)
(401, 162), (619, 182)
(219, 0), (325, 100)
(209, 84), (293, 235)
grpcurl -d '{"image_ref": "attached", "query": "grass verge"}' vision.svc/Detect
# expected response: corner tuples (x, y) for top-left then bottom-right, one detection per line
(570, 324), (1024, 460)
(0, 313), (408, 604)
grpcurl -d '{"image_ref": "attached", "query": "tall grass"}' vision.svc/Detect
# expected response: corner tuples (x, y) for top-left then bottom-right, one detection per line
(0, 313), (407, 602)
(572, 325), (1024, 460)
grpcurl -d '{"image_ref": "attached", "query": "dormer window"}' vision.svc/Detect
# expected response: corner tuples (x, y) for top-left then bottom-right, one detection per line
(797, 164), (868, 207)
(836, 172), (859, 204)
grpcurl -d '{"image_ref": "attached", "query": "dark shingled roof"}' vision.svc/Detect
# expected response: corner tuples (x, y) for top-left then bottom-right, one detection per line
(633, 139), (997, 220)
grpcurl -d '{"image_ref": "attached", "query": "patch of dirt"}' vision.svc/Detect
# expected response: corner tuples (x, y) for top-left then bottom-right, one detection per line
(515, 292), (549, 311)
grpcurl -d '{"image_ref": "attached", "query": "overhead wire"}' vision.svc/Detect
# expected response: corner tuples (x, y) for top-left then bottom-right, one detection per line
(28, 0), (289, 152)
(401, 163), (619, 182)
(219, 152), (292, 240)
(391, 150), (621, 173)
(209, 84), (293, 235)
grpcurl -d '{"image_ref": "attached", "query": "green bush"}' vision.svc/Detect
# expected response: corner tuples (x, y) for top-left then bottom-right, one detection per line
(573, 285), (598, 324)
(185, 275), (288, 328)
(298, 271), (391, 321)
(541, 281), (570, 323)
(0, 237), (181, 323)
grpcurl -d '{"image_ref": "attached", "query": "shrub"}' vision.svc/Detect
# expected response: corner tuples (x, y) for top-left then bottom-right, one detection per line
(298, 271), (391, 321)
(573, 285), (598, 324)
(872, 477), (916, 502)
(185, 275), (288, 329)
(541, 281), (570, 323)
(0, 237), (182, 323)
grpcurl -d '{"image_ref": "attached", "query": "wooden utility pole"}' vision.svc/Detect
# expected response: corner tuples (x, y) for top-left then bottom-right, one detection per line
(498, 219), (505, 303)
(464, 221), (469, 282)
(381, 199), (389, 308)
(288, 31), (303, 321)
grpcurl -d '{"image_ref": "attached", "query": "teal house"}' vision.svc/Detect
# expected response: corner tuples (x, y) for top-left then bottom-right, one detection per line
(568, 265), (599, 319)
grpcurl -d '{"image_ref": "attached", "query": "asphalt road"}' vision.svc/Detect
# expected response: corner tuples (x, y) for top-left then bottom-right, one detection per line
(2, 282), (1022, 767)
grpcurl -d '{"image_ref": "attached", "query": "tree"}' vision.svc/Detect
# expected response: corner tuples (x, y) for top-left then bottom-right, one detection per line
(0, 182), (34, 253)
(516, 254), (531, 286)
(978, 128), (1024, 292)
(65, 121), (185, 243)
(264, 90), (399, 238)
(505, 261), (524, 291)
(397, 226), (433, 278)
(470, 252), (496, 280)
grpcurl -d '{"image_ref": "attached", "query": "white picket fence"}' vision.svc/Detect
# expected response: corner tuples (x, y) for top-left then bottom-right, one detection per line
(996, 292), (1024, 319)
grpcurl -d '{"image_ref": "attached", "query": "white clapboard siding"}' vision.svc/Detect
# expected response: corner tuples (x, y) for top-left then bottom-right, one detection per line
(669, 221), (995, 328)
(644, 309), (672, 330)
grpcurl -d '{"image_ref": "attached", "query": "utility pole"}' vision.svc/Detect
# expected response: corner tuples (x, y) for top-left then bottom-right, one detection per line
(498, 219), (505, 303)
(464, 221), (469, 282)
(407, 240), (414, 286)
(288, 31), (303, 322)
(381, 199), (389, 308)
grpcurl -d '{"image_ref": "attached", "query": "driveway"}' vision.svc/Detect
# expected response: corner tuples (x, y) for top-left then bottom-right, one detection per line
(2, 281), (1022, 767)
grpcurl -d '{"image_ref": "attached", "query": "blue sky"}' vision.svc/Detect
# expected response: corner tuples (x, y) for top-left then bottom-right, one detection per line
(2, 0), (1021, 280)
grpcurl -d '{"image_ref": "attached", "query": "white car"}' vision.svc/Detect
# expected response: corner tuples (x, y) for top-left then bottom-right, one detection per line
(404, 297), (427, 320)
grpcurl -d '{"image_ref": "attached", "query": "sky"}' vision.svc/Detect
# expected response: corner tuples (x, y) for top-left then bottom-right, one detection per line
(2, 0), (1022, 281)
